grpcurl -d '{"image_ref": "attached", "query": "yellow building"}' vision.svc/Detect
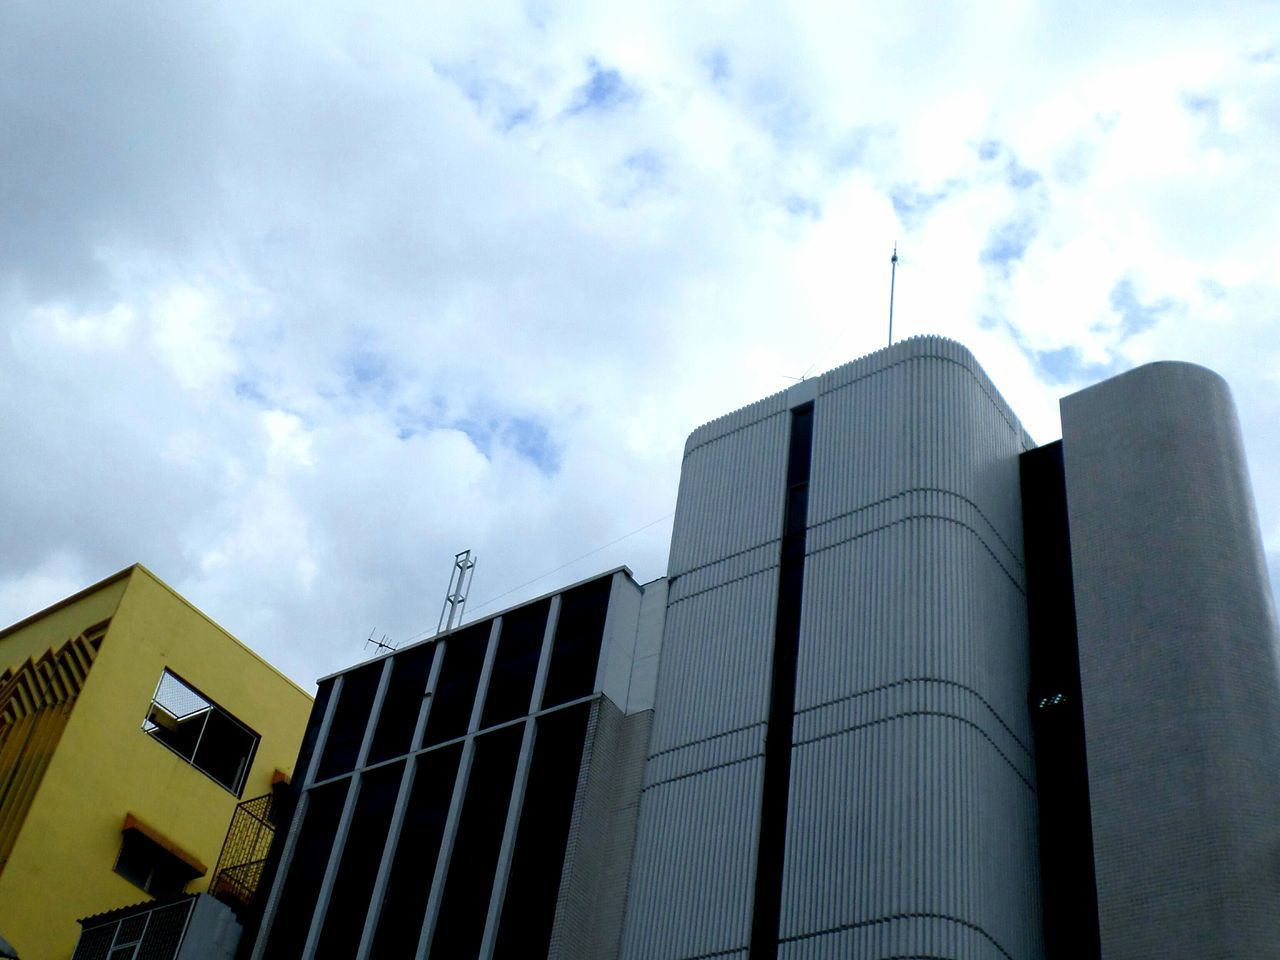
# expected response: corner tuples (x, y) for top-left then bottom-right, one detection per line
(0, 564), (312, 960)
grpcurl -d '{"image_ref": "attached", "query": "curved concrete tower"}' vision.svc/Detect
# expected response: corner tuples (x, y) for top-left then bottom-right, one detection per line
(1060, 361), (1280, 960)
(622, 337), (1045, 960)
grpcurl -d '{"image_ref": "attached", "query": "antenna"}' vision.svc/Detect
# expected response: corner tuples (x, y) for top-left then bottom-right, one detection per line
(437, 549), (477, 634)
(888, 243), (899, 347)
(364, 627), (397, 656)
(783, 363), (816, 383)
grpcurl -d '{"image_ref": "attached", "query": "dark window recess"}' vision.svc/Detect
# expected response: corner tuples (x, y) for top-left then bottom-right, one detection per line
(493, 702), (591, 960)
(315, 761), (405, 960)
(142, 670), (260, 796)
(114, 829), (202, 896)
(428, 724), (525, 960)
(1021, 441), (1101, 960)
(541, 576), (613, 708)
(482, 600), (551, 728)
(422, 622), (491, 747)
(369, 744), (464, 960)
(368, 644), (437, 764)
(262, 779), (349, 960)
(315, 662), (382, 781)
(293, 679), (334, 785)
(750, 403), (813, 960)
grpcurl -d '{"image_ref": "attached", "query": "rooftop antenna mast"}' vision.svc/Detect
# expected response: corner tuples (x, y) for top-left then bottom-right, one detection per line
(437, 549), (477, 634)
(888, 242), (899, 347)
(364, 628), (397, 656)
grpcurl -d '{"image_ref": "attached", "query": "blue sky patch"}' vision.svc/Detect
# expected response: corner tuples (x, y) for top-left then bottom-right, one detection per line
(1006, 160), (1042, 190)
(234, 378), (269, 405)
(1183, 93), (1219, 118)
(784, 195), (821, 220)
(747, 80), (809, 144)
(607, 150), (665, 207)
(980, 217), (1038, 270)
(348, 349), (388, 385)
(501, 104), (537, 130)
(891, 182), (953, 229)
(567, 60), (636, 115)
(342, 348), (395, 401)
(1032, 345), (1119, 384)
(455, 415), (561, 474)
(999, 320), (1122, 386)
(397, 404), (561, 475)
(433, 61), (538, 133)
(1110, 278), (1173, 337)
(704, 48), (731, 84)
(976, 138), (1042, 190)
(625, 150), (663, 180)
(500, 417), (561, 473)
(977, 139), (1002, 161)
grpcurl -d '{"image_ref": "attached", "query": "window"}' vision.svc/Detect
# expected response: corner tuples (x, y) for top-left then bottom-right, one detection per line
(142, 669), (260, 795)
(540, 577), (612, 708)
(114, 818), (205, 896)
(72, 897), (197, 960)
(314, 660), (381, 780)
(481, 600), (550, 728)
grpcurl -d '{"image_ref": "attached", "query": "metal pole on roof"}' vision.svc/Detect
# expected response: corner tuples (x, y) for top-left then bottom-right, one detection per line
(437, 550), (477, 634)
(888, 242), (899, 347)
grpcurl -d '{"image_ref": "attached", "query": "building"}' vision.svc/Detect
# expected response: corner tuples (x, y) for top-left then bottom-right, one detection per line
(1022, 360), (1280, 959)
(250, 567), (664, 960)
(251, 336), (1280, 960)
(0, 564), (313, 960)
(621, 337), (1040, 960)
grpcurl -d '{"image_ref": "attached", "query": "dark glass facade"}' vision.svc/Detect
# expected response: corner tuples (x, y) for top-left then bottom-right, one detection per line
(256, 571), (621, 960)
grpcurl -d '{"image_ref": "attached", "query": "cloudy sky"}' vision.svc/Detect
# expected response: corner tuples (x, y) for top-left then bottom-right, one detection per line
(3, 1), (1278, 688)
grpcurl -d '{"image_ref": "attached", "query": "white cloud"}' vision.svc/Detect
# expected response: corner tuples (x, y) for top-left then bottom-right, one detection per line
(35, 301), (137, 349)
(148, 284), (241, 393)
(2, 0), (1279, 686)
(261, 410), (316, 469)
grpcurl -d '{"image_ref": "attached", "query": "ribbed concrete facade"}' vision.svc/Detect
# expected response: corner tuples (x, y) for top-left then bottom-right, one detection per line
(622, 382), (787, 960)
(622, 337), (1045, 960)
(1060, 362), (1280, 959)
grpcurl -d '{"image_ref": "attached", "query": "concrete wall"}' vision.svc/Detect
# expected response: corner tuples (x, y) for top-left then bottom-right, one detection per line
(1061, 361), (1280, 960)
(549, 698), (653, 960)
(782, 337), (1041, 959)
(177, 894), (244, 960)
(621, 384), (789, 960)
(623, 336), (1045, 960)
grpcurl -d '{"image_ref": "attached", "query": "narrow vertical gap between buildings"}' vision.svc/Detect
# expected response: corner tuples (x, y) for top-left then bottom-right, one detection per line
(1020, 441), (1101, 960)
(750, 402), (813, 960)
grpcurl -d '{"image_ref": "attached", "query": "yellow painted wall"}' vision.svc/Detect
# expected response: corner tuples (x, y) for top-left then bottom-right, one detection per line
(0, 571), (128, 672)
(0, 566), (313, 960)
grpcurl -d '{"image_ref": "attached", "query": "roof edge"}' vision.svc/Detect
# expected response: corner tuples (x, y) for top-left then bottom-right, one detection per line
(314, 564), (641, 684)
(126, 564), (313, 701)
(0, 564), (137, 643)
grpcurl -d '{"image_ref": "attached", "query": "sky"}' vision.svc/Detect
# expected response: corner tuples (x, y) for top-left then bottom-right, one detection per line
(2, 1), (1278, 689)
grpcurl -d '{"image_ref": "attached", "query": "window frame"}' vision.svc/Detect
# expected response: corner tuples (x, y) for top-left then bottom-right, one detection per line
(141, 668), (261, 796)
(113, 825), (203, 897)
